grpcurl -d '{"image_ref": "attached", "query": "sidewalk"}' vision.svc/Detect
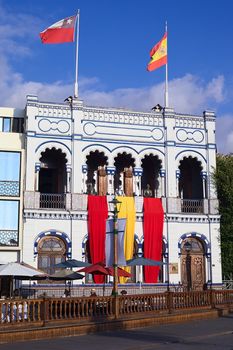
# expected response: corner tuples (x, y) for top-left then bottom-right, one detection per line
(0, 307), (225, 344)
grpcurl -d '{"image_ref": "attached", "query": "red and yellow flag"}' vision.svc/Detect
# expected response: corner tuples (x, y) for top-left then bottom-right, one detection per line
(147, 32), (167, 71)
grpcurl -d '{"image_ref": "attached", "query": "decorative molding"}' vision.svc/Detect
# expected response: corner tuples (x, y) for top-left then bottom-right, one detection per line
(38, 118), (70, 134)
(24, 212), (87, 220)
(176, 129), (204, 143)
(178, 232), (210, 256)
(82, 108), (163, 127)
(34, 230), (72, 257)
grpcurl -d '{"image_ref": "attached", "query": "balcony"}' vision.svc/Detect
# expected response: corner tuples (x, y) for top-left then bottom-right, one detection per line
(181, 199), (204, 213)
(23, 192), (219, 215)
(40, 193), (66, 209)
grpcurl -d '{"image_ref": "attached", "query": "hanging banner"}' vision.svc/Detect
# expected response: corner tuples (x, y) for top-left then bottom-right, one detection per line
(105, 218), (126, 267)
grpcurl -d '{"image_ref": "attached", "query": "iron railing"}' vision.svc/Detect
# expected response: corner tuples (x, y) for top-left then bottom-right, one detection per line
(40, 193), (66, 209)
(181, 199), (204, 213)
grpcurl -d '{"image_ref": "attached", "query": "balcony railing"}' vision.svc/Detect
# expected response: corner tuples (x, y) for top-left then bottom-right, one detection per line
(40, 193), (66, 209)
(181, 199), (204, 213)
(23, 192), (219, 215)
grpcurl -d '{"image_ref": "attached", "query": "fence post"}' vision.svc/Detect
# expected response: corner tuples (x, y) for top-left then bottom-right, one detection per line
(114, 295), (119, 319)
(41, 297), (49, 326)
(210, 289), (216, 308)
(166, 291), (173, 314)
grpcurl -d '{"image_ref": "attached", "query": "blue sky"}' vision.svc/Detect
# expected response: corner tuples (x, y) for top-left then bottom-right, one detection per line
(0, 0), (233, 153)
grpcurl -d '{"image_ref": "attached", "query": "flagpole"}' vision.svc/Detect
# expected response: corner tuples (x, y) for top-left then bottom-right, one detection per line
(74, 10), (80, 98)
(165, 21), (168, 108)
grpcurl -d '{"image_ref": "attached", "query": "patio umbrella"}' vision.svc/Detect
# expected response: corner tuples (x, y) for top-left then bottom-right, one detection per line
(79, 262), (132, 295)
(0, 262), (46, 297)
(49, 270), (84, 280)
(126, 257), (163, 289)
(106, 267), (131, 278)
(79, 262), (132, 277)
(54, 259), (90, 268)
(49, 270), (84, 297)
(126, 257), (163, 266)
(0, 262), (46, 276)
(78, 262), (109, 275)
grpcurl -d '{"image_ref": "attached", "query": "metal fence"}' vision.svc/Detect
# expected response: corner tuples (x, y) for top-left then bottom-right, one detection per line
(40, 193), (66, 209)
(181, 199), (204, 213)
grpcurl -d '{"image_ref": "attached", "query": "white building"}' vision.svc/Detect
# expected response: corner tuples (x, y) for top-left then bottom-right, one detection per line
(0, 95), (222, 290)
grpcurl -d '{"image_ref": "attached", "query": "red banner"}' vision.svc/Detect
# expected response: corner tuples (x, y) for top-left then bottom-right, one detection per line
(88, 195), (108, 283)
(143, 198), (164, 283)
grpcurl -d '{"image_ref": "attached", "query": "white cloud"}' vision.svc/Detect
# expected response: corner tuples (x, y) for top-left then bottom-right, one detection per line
(216, 114), (233, 154)
(81, 73), (225, 115)
(0, 54), (230, 153)
(0, 3), (230, 153)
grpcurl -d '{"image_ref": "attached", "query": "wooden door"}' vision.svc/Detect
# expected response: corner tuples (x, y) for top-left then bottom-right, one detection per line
(181, 254), (205, 291)
(191, 255), (205, 291)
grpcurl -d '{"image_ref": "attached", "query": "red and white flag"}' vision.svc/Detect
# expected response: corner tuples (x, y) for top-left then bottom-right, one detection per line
(40, 15), (77, 44)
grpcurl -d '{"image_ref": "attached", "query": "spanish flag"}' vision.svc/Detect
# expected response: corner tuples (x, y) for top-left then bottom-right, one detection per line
(147, 32), (167, 72)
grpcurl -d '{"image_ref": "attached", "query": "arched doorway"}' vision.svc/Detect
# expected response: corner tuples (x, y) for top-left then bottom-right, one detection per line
(114, 152), (135, 196)
(39, 148), (68, 208)
(38, 236), (66, 277)
(181, 238), (206, 291)
(86, 150), (108, 195)
(141, 154), (162, 197)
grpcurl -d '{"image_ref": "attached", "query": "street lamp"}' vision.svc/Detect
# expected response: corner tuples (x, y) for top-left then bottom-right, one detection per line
(109, 196), (122, 295)
(109, 196), (121, 318)
(183, 241), (192, 292)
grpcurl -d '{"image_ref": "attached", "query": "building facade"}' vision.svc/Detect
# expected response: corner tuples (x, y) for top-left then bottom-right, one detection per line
(0, 107), (25, 263)
(15, 94), (221, 290)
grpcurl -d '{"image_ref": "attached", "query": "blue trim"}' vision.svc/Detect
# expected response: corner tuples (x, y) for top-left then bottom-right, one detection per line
(178, 232), (210, 256)
(81, 137), (164, 148)
(82, 143), (112, 153)
(28, 134), (71, 140)
(35, 141), (71, 154)
(175, 149), (207, 163)
(139, 147), (165, 157)
(38, 118), (70, 134)
(34, 230), (72, 257)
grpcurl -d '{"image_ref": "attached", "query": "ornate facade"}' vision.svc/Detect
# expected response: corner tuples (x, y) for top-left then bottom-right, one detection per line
(0, 95), (222, 289)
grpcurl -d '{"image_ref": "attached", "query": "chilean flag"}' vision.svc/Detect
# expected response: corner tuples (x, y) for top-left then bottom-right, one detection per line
(40, 15), (77, 44)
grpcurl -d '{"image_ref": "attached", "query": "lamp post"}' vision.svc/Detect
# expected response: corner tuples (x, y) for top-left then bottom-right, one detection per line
(184, 241), (192, 292)
(109, 196), (121, 318)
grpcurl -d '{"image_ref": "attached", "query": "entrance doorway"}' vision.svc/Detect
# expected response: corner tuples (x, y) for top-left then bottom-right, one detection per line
(181, 238), (206, 291)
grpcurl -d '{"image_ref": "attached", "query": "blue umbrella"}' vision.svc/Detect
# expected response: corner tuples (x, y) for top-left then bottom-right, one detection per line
(126, 257), (163, 266)
(55, 259), (90, 268)
(126, 257), (163, 289)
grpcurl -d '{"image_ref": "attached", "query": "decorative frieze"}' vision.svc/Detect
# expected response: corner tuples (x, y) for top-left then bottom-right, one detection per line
(83, 108), (163, 127)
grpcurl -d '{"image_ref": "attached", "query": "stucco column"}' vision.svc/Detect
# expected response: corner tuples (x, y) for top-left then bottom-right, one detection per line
(66, 165), (71, 193)
(106, 166), (116, 195)
(160, 169), (166, 197)
(133, 168), (143, 196)
(176, 169), (181, 197)
(201, 171), (207, 198)
(82, 164), (88, 193)
(35, 163), (41, 192)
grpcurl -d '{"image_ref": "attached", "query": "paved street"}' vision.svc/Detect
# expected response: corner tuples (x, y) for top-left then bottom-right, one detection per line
(0, 315), (233, 350)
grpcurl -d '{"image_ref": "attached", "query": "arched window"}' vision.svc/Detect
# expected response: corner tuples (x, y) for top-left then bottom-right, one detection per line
(38, 236), (66, 276)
